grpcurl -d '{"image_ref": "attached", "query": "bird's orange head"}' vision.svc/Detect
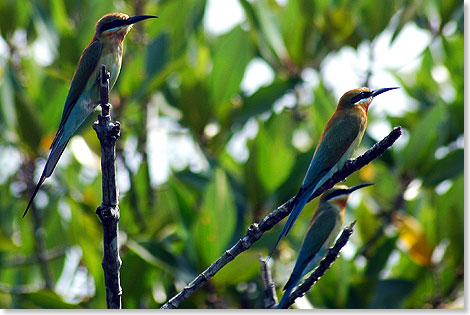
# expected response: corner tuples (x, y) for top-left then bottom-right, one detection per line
(337, 87), (399, 113)
(94, 13), (157, 43)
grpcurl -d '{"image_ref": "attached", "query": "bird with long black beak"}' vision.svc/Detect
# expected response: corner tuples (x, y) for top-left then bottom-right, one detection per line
(23, 13), (157, 217)
(278, 183), (373, 308)
(270, 87), (398, 256)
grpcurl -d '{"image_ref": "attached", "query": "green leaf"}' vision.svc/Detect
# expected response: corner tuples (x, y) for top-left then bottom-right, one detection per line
(310, 82), (336, 137)
(21, 289), (77, 308)
(234, 77), (299, 126)
(0, 0), (31, 38)
(193, 168), (236, 267)
(365, 236), (397, 278)
(126, 239), (176, 272)
(176, 72), (213, 136)
(421, 148), (463, 186)
(209, 26), (253, 106)
(146, 31), (169, 78)
(249, 0), (288, 60)
(169, 177), (198, 231)
(254, 112), (295, 193)
(1, 63), (18, 133)
(279, 0), (308, 64)
(319, 8), (357, 43)
(434, 0), (462, 30)
(399, 103), (446, 173)
(369, 279), (415, 308)
(391, 1), (424, 44)
(120, 250), (153, 309)
(212, 250), (260, 285)
(436, 174), (463, 265)
(358, 0), (397, 40)
(309, 257), (353, 308)
(50, 0), (72, 35)
(15, 92), (44, 153)
(355, 200), (379, 244)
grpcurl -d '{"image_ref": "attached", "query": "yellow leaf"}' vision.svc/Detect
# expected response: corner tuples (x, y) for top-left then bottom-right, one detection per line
(359, 164), (376, 181)
(392, 213), (433, 267)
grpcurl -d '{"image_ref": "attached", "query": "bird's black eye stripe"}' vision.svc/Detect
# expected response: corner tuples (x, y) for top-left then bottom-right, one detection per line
(324, 189), (348, 201)
(351, 91), (372, 104)
(100, 19), (128, 32)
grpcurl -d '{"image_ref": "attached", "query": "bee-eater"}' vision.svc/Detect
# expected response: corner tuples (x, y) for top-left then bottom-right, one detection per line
(22, 13), (157, 217)
(277, 183), (372, 308)
(270, 87), (397, 256)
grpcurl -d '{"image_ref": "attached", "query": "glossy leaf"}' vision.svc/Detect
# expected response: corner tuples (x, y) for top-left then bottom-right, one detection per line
(209, 26), (253, 107)
(254, 112), (295, 193)
(234, 77), (300, 126)
(193, 168), (236, 267)
(421, 148), (463, 186)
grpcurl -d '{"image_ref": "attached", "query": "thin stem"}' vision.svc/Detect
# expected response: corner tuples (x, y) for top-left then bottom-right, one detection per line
(259, 256), (277, 308)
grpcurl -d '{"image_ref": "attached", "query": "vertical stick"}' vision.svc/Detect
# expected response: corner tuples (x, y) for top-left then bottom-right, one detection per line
(259, 256), (278, 308)
(93, 65), (122, 309)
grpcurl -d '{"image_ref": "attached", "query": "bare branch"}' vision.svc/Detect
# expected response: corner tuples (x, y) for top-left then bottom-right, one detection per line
(259, 256), (277, 308)
(93, 65), (122, 309)
(161, 127), (402, 309)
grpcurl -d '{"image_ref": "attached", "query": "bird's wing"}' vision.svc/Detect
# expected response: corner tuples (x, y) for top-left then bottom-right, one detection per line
(301, 114), (362, 191)
(51, 39), (102, 149)
(283, 207), (337, 291)
(23, 40), (102, 218)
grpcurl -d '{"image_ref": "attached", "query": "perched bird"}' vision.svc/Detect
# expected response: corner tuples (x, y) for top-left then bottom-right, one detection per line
(270, 87), (397, 255)
(277, 183), (372, 308)
(23, 13), (157, 217)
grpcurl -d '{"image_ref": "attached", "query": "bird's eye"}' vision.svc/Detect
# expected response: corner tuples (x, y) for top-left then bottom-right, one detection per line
(100, 20), (127, 33)
(324, 189), (347, 201)
(351, 91), (371, 104)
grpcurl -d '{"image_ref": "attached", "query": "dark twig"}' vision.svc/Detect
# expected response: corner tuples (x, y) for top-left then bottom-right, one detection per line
(161, 127), (401, 309)
(93, 65), (122, 309)
(100, 65), (110, 116)
(259, 256), (277, 308)
(279, 221), (356, 309)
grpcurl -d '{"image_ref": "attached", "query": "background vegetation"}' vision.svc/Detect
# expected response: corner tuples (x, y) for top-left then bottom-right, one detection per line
(0, 0), (463, 309)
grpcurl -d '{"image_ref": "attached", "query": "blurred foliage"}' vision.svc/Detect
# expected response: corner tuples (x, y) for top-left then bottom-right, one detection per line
(0, 0), (463, 309)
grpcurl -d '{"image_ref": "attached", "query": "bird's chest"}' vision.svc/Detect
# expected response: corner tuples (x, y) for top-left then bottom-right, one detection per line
(100, 45), (123, 89)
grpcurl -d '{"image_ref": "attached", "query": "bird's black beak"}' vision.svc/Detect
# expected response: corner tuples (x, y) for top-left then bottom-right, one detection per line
(126, 15), (158, 25)
(346, 183), (374, 194)
(324, 183), (373, 201)
(371, 87), (399, 98)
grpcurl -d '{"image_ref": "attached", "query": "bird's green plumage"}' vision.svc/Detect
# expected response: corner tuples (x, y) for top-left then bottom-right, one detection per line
(301, 114), (362, 190)
(22, 13), (157, 218)
(58, 40), (102, 134)
(283, 206), (337, 290)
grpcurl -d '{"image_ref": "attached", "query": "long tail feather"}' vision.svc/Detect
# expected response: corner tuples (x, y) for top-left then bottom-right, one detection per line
(277, 282), (296, 309)
(23, 175), (46, 218)
(22, 138), (68, 218)
(268, 190), (311, 259)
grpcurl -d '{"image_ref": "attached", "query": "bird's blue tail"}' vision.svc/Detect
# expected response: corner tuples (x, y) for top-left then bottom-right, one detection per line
(277, 271), (303, 308)
(268, 190), (311, 259)
(277, 286), (294, 308)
